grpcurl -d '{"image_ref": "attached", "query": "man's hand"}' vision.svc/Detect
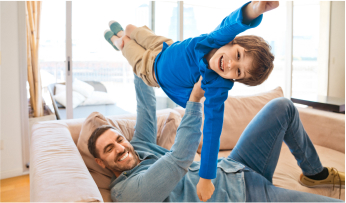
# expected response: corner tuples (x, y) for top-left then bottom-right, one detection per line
(197, 178), (215, 202)
(189, 76), (205, 103)
(243, 1), (279, 24)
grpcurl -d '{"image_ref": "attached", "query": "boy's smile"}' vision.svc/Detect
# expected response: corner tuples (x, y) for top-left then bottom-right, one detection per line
(206, 43), (253, 80)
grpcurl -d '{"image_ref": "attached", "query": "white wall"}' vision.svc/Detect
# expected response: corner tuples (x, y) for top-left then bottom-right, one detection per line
(0, 1), (27, 179)
(328, 1), (345, 98)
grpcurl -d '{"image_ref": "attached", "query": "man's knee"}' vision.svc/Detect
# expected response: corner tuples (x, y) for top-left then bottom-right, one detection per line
(268, 97), (295, 112)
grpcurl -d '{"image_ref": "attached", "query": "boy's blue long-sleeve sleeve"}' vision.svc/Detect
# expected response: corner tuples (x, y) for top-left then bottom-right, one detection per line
(199, 69), (233, 179)
(210, 2), (262, 46)
(154, 2), (263, 179)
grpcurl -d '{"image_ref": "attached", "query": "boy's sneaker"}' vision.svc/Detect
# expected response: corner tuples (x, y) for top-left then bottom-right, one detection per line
(299, 167), (345, 189)
(104, 29), (119, 51)
(109, 20), (124, 36)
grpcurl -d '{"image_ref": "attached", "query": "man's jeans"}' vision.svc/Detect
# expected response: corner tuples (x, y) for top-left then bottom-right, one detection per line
(228, 97), (342, 202)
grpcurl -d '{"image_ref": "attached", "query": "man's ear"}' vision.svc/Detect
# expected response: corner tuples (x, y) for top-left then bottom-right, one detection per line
(95, 158), (106, 168)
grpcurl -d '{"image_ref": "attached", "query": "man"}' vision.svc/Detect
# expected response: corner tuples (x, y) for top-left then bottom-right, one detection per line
(87, 75), (344, 202)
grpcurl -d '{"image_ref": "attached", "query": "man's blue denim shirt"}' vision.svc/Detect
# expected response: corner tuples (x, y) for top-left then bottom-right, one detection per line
(109, 76), (248, 202)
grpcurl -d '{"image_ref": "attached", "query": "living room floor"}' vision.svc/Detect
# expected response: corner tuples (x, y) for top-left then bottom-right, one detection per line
(0, 175), (30, 202)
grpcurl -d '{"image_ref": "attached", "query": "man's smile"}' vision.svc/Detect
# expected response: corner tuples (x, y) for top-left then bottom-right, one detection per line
(117, 151), (129, 162)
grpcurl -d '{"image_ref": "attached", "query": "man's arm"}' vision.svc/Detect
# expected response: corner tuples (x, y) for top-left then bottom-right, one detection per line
(116, 79), (205, 202)
(189, 76), (205, 102)
(131, 74), (157, 144)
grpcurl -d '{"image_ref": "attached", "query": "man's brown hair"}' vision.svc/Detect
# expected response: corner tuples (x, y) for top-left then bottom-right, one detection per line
(88, 125), (116, 158)
(231, 35), (275, 86)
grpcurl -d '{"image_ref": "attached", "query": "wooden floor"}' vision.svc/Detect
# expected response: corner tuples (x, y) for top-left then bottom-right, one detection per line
(0, 175), (30, 202)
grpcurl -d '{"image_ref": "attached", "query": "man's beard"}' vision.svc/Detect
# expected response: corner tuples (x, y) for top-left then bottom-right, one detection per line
(104, 145), (138, 173)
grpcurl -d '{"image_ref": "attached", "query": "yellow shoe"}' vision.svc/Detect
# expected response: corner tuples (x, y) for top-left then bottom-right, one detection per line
(299, 167), (345, 189)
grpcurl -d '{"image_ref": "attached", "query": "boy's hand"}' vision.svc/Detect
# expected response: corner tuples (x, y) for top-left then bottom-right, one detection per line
(189, 76), (205, 103)
(243, 1), (279, 24)
(252, 1), (279, 15)
(197, 177), (215, 202)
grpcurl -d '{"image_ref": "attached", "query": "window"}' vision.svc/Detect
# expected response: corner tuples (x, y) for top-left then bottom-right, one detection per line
(38, 2), (66, 113)
(71, 1), (150, 117)
(39, 2), (150, 119)
(155, 1), (179, 109)
(39, 2), (66, 85)
(155, 1), (178, 42)
(38, 1), (339, 119)
(292, 1), (323, 100)
(183, 1), (245, 39)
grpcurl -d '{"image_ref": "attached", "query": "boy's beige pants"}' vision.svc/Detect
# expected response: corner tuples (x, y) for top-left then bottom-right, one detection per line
(122, 25), (173, 87)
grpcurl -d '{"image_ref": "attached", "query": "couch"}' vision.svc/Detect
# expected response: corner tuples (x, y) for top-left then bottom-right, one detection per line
(30, 87), (345, 202)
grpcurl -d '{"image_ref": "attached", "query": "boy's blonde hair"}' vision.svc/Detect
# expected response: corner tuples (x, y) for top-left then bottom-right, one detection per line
(231, 35), (274, 86)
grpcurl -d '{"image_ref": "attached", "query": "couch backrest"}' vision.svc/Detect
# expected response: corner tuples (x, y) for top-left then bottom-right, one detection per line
(61, 109), (179, 145)
(175, 87), (345, 153)
(198, 86), (284, 152)
(298, 107), (345, 153)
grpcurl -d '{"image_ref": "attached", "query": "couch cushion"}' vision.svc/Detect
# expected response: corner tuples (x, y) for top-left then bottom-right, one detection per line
(54, 90), (86, 108)
(73, 78), (95, 98)
(198, 86), (284, 153)
(76, 110), (182, 193)
(80, 91), (116, 106)
(217, 145), (345, 200)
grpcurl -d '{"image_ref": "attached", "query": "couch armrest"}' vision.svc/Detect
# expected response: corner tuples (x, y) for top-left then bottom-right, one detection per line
(30, 122), (103, 202)
(297, 107), (345, 153)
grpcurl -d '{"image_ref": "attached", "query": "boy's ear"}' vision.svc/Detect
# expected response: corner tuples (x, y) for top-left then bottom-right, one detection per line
(95, 158), (106, 168)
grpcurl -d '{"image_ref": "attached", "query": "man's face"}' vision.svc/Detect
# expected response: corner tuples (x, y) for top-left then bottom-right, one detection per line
(95, 129), (139, 175)
(209, 44), (253, 80)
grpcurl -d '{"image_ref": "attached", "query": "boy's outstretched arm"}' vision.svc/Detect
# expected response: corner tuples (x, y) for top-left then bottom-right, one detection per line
(242, 1), (279, 24)
(202, 1), (279, 49)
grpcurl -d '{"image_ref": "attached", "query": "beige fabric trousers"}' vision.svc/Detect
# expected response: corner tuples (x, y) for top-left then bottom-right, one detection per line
(122, 25), (174, 87)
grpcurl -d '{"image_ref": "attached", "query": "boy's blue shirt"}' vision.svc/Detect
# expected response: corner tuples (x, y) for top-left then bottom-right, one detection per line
(154, 1), (263, 179)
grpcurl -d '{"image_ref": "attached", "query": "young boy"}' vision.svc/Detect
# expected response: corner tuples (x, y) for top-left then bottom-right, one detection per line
(104, 1), (278, 201)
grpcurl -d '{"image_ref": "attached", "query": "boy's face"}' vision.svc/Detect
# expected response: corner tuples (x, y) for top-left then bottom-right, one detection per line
(208, 44), (253, 80)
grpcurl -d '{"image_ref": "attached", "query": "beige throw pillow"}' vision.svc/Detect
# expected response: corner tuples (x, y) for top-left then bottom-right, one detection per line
(77, 110), (181, 190)
(198, 86), (284, 153)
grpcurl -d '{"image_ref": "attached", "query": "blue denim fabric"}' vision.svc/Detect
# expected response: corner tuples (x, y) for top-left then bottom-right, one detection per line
(110, 75), (342, 202)
(229, 97), (343, 202)
(244, 171), (343, 202)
